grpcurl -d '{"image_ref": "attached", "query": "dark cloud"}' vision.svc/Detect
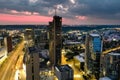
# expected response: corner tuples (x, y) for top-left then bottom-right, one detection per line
(70, 0), (120, 20)
(0, 0), (120, 21)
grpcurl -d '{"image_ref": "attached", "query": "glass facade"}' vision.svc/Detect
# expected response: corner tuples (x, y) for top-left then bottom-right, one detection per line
(92, 37), (102, 53)
(87, 34), (102, 79)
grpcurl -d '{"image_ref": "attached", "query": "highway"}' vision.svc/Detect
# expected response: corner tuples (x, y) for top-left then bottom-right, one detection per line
(0, 41), (24, 80)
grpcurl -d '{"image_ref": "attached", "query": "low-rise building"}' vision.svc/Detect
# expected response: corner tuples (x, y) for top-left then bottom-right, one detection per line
(55, 65), (73, 80)
(74, 53), (85, 70)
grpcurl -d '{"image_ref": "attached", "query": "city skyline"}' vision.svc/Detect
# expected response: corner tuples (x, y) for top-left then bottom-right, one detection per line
(0, 0), (120, 25)
(0, 19), (120, 80)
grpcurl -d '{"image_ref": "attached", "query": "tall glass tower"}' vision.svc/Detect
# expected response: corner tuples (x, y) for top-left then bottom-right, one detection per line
(85, 33), (102, 79)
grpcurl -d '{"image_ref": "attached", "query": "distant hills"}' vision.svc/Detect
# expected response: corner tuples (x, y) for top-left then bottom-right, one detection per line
(0, 25), (120, 32)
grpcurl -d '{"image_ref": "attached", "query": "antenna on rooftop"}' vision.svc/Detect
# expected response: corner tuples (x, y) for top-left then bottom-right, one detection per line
(54, 5), (57, 16)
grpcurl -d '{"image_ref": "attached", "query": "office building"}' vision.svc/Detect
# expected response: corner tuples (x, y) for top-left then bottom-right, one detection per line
(34, 29), (48, 49)
(103, 52), (120, 80)
(55, 65), (73, 80)
(24, 47), (40, 80)
(48, 15), (62, 66)
(85, 33), (102, 79)
(24, 29), (34, 47)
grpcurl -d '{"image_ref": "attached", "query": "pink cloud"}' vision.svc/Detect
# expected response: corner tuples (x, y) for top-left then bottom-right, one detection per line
(10, 10), (19, 14)
(0, 13), (52, 24)
(75, 16), (87, 20)
(10, 10), (40, 15)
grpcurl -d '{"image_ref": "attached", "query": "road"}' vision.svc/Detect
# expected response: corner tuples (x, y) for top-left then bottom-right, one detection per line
(103, 46), (120, 55)
(80, 43), (120, 55)
(0, 41), (24, 80)
(61, 52), (84, 80)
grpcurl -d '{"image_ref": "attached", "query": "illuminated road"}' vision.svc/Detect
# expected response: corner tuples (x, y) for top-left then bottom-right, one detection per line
(61, 53), (84, 80)
(11, 51), (25, 80)
(80, 43), (120, 55)
(0, 41), (24, 80)
(103, 46), (120, 54)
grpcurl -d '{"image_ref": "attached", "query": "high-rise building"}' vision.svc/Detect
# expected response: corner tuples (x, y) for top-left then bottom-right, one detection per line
(49, 22), (55, 65)
(85, 33), (102, 79)
(34, 29), (48, 49)
(24, 29), (34, 47)
(55, 65), (73, 80)
(24, 28), (49, 80)
(24, 47), (40, 80)
(4, 36), (13, 53)
(48, 15), (62, 66)
(103, 52), (120, 80)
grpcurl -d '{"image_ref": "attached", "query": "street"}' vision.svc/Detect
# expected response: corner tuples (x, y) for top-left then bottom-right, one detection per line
(61, 52), (84, 80)
(103, 45), (120, 54)
(0, 41), (24, 80)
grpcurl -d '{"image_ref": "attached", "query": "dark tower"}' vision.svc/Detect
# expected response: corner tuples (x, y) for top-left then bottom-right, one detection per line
(53, 16), (62, 65)
(5, 36), (13, 53)
(49, 15), (62, 66)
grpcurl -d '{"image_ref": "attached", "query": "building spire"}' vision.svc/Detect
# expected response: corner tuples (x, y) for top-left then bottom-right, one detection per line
(54, 5), (57, 16)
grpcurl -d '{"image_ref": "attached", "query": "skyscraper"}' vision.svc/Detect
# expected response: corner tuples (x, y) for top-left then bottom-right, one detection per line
(85, 33), (102, 79)
(49, 15), (62, 66)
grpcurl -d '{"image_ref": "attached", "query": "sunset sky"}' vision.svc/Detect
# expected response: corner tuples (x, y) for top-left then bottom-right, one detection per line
(0, 0), (120, 25)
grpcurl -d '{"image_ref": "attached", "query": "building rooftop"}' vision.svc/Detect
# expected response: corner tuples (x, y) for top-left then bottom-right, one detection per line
(99, 77), (111, 80)
(64, 40), (81, 45)
(74, 54), (85, 62)
(28, 47), (37, 53)
(55, 65), (72, 72)
(90, 33), (100, 37)
(108, 52), (120, 56)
